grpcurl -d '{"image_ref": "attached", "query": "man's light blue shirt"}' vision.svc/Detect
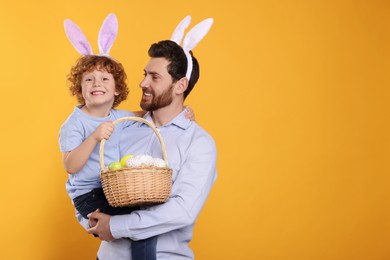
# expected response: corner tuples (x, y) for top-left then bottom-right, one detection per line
(96, 109), (217, 260)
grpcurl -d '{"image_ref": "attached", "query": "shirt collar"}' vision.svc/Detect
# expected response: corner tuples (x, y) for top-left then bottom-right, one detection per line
(141, 109), (191, 130)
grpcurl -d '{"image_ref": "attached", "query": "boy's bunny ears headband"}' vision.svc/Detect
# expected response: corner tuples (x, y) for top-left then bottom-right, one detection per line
(64, 13), (118, 56)
(170, 15), (214, 80)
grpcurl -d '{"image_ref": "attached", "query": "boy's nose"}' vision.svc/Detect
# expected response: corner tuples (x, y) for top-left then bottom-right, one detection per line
(93, 79), (102, 87)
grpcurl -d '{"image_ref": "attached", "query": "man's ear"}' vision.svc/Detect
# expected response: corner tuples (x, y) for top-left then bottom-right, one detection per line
(175, 77), (189, 95)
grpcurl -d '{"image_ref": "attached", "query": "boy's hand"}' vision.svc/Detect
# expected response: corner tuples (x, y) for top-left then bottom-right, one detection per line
(185, 106), (195, 121)
(92, 121), (115, 142)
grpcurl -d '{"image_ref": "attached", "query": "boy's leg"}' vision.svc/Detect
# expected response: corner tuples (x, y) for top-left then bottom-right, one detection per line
(90, 189), (159, 259)
(73, 188), (136, 218)
(131, 236), (158, 260)
(87, 188), (138, 215)
(73, 189), (100, 219)
(74, 188), (158, 259)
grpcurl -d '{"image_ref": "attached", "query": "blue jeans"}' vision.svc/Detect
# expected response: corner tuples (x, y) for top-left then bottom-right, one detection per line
(74, 188), (157, 260)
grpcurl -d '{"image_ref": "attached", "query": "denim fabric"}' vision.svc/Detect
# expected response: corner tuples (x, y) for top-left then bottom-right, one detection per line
(73, 188), (137, 218)
(131, 236), (157, 260)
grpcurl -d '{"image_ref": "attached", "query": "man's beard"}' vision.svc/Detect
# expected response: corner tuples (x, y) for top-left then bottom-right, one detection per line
(140, 85), (174, 111)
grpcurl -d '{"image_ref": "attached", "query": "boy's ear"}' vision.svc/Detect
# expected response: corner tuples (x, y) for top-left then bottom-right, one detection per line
(175, 77), (189, 95)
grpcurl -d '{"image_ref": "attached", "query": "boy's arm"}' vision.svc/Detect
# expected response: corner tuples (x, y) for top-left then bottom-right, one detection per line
(63, 121), (114, 174)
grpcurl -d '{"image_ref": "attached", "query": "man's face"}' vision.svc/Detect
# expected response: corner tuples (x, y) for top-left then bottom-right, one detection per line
(139, 57), (175, 111)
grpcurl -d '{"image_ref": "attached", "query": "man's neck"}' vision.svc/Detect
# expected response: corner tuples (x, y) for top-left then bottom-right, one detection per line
(150, 100), (184, 127)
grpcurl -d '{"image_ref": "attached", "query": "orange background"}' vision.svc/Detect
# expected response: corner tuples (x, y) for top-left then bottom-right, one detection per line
(0, 0), (389, 259)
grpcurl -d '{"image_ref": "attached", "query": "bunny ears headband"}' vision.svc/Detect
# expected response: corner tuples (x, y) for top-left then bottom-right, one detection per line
(63, 13), (213, 80)
(64, 13), (118, 56)
(170, 16), (214, 80)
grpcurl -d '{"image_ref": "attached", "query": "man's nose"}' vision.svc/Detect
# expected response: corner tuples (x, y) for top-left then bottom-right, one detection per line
(139, 77), (148, 88)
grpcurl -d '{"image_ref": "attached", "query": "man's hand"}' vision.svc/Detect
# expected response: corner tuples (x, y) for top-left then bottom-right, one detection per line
(88, 209), (99, 237)
(87, 210), (115, 241)
(185, 106), (195, 121)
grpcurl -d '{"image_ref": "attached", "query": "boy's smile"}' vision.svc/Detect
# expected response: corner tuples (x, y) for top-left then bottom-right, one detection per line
(81, 69), (118, 108)
(90, 90), (106, 95)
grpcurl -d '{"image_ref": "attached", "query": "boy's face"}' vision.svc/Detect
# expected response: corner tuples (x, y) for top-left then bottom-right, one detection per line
(139, 57), (176, 111)
(81, 69), (118, 108)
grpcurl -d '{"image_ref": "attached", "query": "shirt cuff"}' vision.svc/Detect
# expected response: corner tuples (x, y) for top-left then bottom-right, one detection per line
(110, 214), (132, 239)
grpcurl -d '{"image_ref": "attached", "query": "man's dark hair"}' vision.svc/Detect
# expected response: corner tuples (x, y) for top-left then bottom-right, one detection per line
(148, 40), (199, 99)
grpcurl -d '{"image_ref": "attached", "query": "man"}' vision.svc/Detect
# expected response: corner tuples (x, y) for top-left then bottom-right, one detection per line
(87, 39), (217, 259)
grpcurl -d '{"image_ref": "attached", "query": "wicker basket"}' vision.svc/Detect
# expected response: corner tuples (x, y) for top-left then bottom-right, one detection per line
(99, 116), (172, 207)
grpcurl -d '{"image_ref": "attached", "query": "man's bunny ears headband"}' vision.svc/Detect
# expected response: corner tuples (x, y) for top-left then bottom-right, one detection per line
(64, 13), (118, 56)
(170, 16), (214, 80)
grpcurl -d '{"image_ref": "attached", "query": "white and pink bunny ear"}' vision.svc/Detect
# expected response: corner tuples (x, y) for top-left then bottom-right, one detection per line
(182, 18), (213, 52)
(64, 19), (93, 55)
(98, 13), (118, 56)
(64, 13), (118, 56)
(170, 15), (192, 45)
(170, 16), (214, 80)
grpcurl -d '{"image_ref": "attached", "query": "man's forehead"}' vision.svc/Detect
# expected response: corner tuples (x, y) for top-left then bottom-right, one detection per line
(145, 57), (170, 72)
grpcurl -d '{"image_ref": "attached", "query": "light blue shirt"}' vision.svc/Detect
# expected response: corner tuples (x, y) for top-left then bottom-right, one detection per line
(59, 106), (134, 199)
(96, 110), (217, 260)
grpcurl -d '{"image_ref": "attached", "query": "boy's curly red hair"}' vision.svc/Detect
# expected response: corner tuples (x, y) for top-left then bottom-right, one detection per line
(67, 55), (129, 108)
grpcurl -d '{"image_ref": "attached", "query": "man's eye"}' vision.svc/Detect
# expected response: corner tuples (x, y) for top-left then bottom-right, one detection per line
(84, 78), (92, 81)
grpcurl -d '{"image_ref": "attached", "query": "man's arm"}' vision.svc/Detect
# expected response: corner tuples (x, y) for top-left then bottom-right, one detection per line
(89, 134), (217, 240)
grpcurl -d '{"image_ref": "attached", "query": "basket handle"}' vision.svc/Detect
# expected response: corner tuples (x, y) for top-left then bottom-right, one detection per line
(99, 116), (169, 171)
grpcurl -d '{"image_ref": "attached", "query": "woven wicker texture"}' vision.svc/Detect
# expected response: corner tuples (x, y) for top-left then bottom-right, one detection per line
(100, 117), (172, 207)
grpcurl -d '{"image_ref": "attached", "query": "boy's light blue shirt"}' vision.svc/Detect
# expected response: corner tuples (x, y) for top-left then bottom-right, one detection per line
(95, 110), (217, 260)
(59, 106), (134, 199)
